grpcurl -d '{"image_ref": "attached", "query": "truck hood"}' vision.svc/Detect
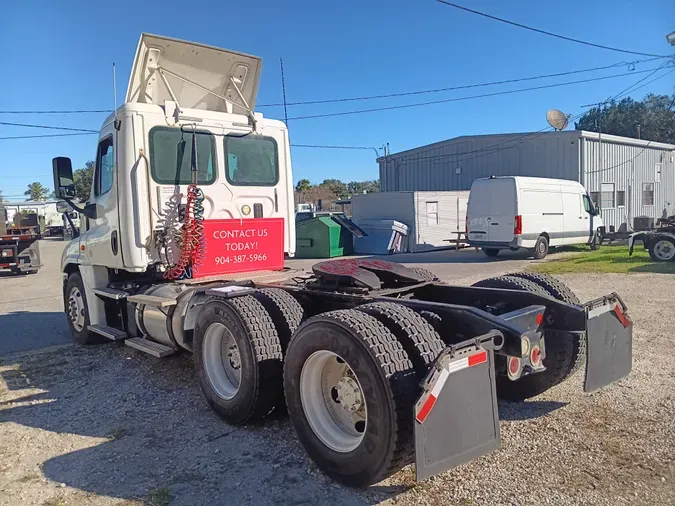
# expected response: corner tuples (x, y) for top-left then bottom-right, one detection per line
(126, 33), (262, 113)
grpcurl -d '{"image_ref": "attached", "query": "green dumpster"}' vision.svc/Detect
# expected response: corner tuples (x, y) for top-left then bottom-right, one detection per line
(295, 216), (354, 258)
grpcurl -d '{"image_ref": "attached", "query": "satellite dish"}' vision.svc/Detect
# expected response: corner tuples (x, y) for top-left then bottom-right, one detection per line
(546, 109), (570, 131)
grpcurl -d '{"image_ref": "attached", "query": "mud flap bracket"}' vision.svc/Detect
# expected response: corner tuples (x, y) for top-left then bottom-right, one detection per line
(414, 331), (501, 481)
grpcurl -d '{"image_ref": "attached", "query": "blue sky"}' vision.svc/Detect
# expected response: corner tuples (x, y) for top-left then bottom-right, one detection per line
(0, 0), (673, 200)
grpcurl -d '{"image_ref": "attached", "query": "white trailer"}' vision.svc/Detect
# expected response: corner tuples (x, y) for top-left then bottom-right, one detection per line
(52, 33), (633, 487)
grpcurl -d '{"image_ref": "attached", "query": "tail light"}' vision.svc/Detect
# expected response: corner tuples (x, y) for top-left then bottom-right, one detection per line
(530, 345), (542, 367)
(514, 215), (523, 235)
(507, 356), (521, 379)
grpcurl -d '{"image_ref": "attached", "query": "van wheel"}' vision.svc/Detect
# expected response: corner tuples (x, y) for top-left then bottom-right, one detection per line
(482, 248), (499, 257)
(590, 230), (602, 251)
(533, 236), (549, 259)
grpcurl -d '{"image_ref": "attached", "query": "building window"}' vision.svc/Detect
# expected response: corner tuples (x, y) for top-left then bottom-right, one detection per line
(590, 192), (599, 208)
(426, 201), (439, 226)
(642, 183), (654, 206)
(655, 163), (662, 183)
(600, 183), (615, 208)
(617, 190), (625, 207)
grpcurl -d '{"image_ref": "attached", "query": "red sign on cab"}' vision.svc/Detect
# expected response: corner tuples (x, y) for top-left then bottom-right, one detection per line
(194, 218), (285, 278)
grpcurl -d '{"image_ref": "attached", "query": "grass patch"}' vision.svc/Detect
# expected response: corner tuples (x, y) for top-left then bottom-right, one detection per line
(107, 427), (126, 441)
(533, 245), (675, 274)
(147, 487), (172, 506)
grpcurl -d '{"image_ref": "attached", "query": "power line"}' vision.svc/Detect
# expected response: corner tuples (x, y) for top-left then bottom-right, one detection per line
(0, 132), (98, 140)
(259, 57), (666, 107)
(287, 67), (662, 121)
(0, 109), (112, 115)
(435, 0), (669, 59)
(0, 121), (98, 133)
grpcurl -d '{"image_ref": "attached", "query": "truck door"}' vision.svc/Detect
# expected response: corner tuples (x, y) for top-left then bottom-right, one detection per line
(84, 127), (124, 268)
(487, 179), (516, 244)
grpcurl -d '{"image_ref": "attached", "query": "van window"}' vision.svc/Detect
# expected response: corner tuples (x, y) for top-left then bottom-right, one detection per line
(583, 195), (594, 214)
(149, 127), (215, 185)
(224, 135), (279, 186)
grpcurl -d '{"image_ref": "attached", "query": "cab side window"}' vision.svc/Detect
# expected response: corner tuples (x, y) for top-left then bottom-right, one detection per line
(95, 136), (114, 197)
(582, 195), (593, 214)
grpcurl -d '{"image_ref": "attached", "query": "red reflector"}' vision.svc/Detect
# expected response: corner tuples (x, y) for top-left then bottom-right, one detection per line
(536, 313), (544, 326)
(468, 350), (488, 367)
(514, 215), (523, 235)
(508, 356), (520, 375)
(415, 395), (438, 424)
(613, 305), (631, 328)
(530, 346), (542, 366)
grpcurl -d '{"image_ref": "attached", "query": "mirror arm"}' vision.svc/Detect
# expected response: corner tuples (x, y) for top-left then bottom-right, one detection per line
(62, 198), (97, 220)
(63, 212), (80, 238)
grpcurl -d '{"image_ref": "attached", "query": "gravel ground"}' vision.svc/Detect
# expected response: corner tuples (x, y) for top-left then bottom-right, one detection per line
(1, 272), (674, 505)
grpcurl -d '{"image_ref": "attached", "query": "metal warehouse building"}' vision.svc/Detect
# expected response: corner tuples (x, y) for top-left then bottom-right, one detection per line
(378, 131), (675, 231)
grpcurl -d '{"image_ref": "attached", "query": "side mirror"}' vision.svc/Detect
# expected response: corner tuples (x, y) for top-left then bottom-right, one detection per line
(52, 157), (76, 199)
(56, 201), (70, 214)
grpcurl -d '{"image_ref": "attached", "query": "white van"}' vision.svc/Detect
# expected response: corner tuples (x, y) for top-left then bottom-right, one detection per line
(467, 176), (604, 259)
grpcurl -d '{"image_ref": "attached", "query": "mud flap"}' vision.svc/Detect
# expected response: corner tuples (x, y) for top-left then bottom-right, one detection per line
(413, 332), (501, 481)
(584, 295), (632, 393)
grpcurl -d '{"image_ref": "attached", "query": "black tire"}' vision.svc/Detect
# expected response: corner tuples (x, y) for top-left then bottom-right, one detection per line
(194, 296), (284, 425)
(507, 272), (585, 379)
(283, 309), (417, 487)
(356, 302), (445, 378)
(64, 273), (104, 345)
(590, 230), (602, 251)
(472, 275), (578, 400)
(483, 248), (499, 257)
(407, 266), (439, 282)
(648, 236), (675, 262)
(253, 288), (304, 353)
(533, 235), (549, 259)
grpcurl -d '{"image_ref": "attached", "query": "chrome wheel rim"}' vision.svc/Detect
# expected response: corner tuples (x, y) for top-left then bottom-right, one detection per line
(654, 240), (675, 261)
(300, 350), (367, 453)
(67, 287), (86, 332)
(202, 323), (241, 400)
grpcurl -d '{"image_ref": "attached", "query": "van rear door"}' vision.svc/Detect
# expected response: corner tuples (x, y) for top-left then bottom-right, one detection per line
(467, 180), (491, 243)
(487, 179), (517, 243)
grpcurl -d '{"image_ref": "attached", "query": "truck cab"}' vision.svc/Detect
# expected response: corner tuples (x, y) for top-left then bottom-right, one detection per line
(57, 34), (295, 277)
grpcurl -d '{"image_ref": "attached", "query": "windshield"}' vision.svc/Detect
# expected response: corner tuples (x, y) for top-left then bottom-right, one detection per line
(148, 127), (216, 185)
(224, 135), (279, 186)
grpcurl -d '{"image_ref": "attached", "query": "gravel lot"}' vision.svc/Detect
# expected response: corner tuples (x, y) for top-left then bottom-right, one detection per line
(1, 250), (674, 505)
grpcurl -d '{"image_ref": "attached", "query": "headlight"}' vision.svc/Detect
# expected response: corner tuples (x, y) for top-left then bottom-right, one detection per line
(1, 249), (12, 258)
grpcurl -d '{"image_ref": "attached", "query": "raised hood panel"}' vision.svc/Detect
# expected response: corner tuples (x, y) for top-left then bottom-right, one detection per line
(126, 33), (262, 113)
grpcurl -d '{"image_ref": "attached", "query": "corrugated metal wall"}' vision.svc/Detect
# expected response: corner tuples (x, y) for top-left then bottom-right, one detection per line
(413, 191), (469, 251)
(379, 132), (581, 192)
(582, 137), (675, 231)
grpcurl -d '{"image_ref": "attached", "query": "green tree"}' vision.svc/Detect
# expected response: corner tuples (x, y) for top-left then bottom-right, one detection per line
(24, 182), (51, 201)
(295, 178), (312, 192)
(320, 179), (348, 199)
(73, 161), (95, 201)
(575, 93), (675, 144)
(347, 180), (380, 195)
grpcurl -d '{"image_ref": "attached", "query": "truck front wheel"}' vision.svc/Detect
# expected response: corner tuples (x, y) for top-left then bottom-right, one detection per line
(64, 273), (103, 345)
(193, 296), (284, 425)
(284, 309), (417, 487)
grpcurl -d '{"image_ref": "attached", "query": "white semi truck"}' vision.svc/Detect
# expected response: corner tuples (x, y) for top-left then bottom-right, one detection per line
(54, 33), (633, 487)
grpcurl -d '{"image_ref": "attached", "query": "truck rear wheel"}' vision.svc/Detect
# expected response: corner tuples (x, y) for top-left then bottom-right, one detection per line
(283, 309), (417, 487)
(507, 271), (586, 379)
(194, 296), (284, 425)
(65, 273), (104, 345)
(472, 275), (578, 400)
(648, 236), (675, 262)
(253, 288), (304, 353)
(356, 302), (445, 378)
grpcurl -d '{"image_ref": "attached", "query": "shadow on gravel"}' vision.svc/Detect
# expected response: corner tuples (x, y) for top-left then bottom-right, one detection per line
(0, 347), (390, 506)
(497, 400), (567, 421)
(0, 311), (70, 356)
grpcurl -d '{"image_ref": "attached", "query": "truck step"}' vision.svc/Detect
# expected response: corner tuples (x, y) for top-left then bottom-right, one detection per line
(127, 294), (178, 307)
(88, 324), (128, 341)
(93, 287), (129, 300)
(125, 338), (176, 358)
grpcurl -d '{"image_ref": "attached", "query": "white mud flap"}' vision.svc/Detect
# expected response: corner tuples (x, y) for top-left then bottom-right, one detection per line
(584, 295), (632, 393)
(414, 331), (501, 481)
